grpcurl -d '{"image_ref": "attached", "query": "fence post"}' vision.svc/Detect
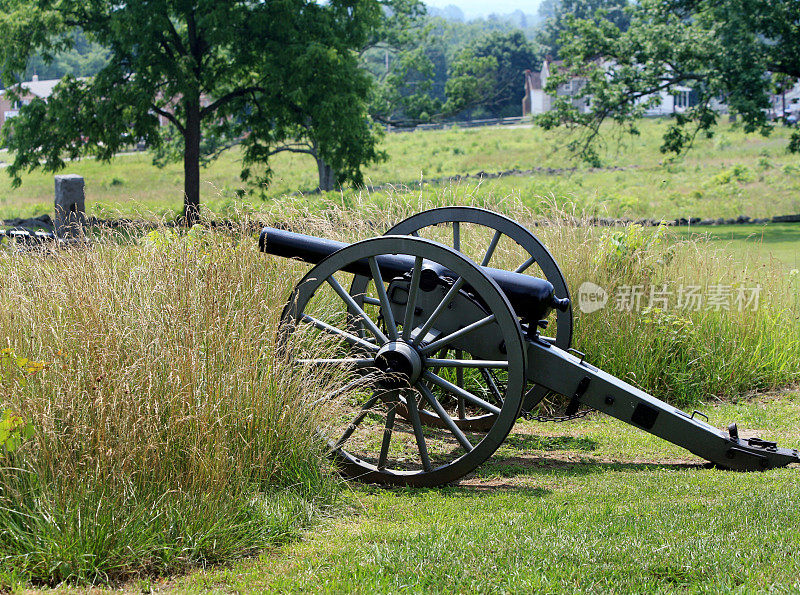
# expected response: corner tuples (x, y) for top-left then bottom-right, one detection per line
(54, 174), (86, 238)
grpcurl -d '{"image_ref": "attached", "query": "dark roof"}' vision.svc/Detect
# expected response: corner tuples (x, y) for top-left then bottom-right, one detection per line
(524, 69), (542, 91)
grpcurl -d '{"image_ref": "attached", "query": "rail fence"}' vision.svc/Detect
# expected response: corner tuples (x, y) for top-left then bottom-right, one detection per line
(387, 116), (527, 133)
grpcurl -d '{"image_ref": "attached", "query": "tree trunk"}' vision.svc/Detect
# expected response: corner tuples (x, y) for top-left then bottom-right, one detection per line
(316, 155), (337, 192)
(183, 100), (201, 225)
(783, 89), (787, 121)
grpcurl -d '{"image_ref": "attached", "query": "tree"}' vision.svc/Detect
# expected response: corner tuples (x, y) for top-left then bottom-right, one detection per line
(537, 0), (800, 163)
(364, 1), (445, 127)
(0, 0), (394, 223)
(366, 13), (543, 127)
(445, 31), (542, 118)
(537, 0), (561, 22)
(25, 30), (110, 80)
(536, 0), (630, 58)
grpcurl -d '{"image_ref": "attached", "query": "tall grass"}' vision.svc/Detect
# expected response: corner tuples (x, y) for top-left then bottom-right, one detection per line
(0, 224), (339, 585)
(252, 195), (800, 406)
(0, 195), (797, 585)
(541, 216), (800, 406)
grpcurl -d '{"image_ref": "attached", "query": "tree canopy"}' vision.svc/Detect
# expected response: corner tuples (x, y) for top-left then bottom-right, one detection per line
(366, 13), (541, 126)
(24, 30), (110, 81)
(536, 0), (629, 58)
(537, 0), (800, 163)
(446, 31), (542, 119)
(0, 0), (402, 221)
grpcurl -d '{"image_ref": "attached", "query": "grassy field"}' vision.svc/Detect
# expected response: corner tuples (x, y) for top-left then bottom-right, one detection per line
(677, 223), (800, 268)
(3, 120), (800, 221)
(1, 121), (799, 591)
(162, 391), (800, 593)
(23, 389), (800, 592)
(0, 228), (342, 585)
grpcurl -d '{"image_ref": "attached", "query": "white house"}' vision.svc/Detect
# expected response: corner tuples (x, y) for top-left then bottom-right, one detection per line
(769, 80), (800, 119)
(522, 58), (700, 117)
(522, 58), (591, 116)
(638, 87), (697, 116)
(0, 75), (61, 128)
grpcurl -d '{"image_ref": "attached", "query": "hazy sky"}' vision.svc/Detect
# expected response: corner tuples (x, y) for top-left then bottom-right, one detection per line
(426, 0), (543, 18)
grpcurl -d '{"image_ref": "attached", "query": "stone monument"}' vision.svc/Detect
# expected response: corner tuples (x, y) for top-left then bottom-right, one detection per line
(54, 174), (86, 237)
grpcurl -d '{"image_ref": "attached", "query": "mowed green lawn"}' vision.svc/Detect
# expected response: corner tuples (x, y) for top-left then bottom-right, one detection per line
(161, 393), (800, 593)
(676, 223), (800, 269)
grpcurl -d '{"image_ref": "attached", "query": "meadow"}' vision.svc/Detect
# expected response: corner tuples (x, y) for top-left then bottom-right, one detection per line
(0, 120), (799, 591)
(177, 393), (800, 593)
(3, 119), (800, 222)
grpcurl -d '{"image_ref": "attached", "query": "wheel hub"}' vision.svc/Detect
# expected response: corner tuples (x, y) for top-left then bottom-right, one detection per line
(374, 341), (422, 389)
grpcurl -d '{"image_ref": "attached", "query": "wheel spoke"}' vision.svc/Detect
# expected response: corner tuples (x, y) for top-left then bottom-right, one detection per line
(455, 349), (465, 419)
(424, 358), (509, 369)
(403, 389), (432, 471)
(419, 315), (496, 355)
(300, 314), (379, 352)
(418, 384), (474, 452)
(481, 230), (503, 267)
(423, 370), (502, 415)
(378, 402), (397, 469)
(333, 393), (380, 449)
(412, 277), (465, 344)
(402, 256), (423, 341)
(515, 254), (536, 274)
(453, 221), (460, 251)
(327, 276), (388, 344)
(480, 368), (504, 406)
(368, 256), (398, 341)
(420, 348), (448, 411)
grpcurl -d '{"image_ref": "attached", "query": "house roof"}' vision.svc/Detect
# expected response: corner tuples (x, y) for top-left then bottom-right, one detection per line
(20, 77), (60, 99)
(523, 69), (542, 91)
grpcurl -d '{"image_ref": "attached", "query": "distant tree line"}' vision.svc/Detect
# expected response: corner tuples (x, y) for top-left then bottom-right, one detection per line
(0, 0), (641, 222)
(9, 3), (620, 125)
(18, 8), (557, 123)
(25, 30), (110, 81)
(367, 0), (629, 124)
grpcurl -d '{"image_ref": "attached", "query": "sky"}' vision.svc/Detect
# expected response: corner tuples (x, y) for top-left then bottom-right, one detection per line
(425, 0), (543, 19)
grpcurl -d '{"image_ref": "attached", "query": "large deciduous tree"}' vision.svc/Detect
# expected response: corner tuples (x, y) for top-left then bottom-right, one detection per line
(0, 0), (396, 223)
(536, 0), (630, 58)
(537, 0), (800, 163)
(445, 31), (541, 119)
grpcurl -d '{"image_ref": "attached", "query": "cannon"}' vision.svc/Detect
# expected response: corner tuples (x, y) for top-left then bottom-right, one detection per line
(260, 207), (799, 486)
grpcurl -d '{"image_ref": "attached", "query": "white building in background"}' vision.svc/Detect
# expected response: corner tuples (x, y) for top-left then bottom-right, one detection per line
(522, 58), (591, 116)
(522, 57), (699, 117)
(770, 80), (800, 120)
(0, 75), (61, 128)
(638, 87), (697, 116)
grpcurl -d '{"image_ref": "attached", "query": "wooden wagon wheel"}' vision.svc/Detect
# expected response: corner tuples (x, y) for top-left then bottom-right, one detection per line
(280, 236), (527, 487)
(349, 207), (572, 430)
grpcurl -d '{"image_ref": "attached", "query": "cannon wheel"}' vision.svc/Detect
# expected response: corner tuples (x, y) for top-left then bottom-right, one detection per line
(280, 236), (527, 487)
(350, 206), (572, 429)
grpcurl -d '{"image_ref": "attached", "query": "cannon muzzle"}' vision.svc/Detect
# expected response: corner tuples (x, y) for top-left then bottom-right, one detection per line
(260, 227), (569, 323)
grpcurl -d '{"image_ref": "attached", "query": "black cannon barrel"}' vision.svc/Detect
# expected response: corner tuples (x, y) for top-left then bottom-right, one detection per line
(260, 227), (570, 322)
